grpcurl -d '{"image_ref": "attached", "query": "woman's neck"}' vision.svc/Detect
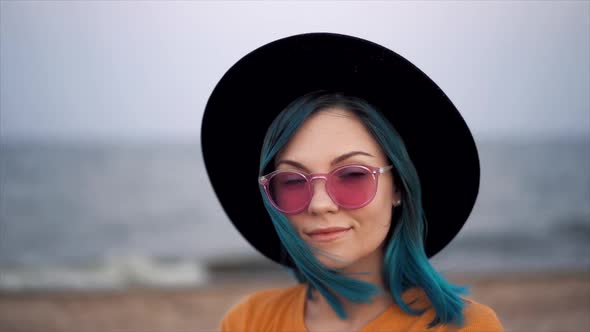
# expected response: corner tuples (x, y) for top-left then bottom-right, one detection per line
(304, 249), (393, 330)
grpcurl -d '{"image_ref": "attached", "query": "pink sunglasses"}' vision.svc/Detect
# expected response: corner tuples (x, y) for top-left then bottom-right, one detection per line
(259, 164), (393, 215)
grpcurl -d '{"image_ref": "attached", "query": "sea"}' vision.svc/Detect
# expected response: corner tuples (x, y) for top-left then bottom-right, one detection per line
(0, 137), (589, 290)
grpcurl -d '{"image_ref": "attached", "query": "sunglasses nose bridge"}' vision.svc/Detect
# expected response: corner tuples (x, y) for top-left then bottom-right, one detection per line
(308, 174), (329, 183)
(306, 174), (339, 212)
(307, 174), (330, 197)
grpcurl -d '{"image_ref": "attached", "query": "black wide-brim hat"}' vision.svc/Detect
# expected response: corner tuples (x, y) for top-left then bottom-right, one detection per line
(201, 33), (480, 265)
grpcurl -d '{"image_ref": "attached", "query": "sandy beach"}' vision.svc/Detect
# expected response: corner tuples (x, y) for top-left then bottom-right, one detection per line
(1, 269), (588, 332)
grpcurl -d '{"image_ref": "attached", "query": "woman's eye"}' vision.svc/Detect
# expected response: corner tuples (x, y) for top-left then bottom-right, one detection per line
(337, 172), (368, 184)
(339, 170), (367, 178)
(283, 178), (305, 185)
(279, 175), (306, 186)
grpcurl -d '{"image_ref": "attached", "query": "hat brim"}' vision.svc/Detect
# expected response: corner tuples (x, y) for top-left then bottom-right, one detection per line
(201, 33), (480, 265)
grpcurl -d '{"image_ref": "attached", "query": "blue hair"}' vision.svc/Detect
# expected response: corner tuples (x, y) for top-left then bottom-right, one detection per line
(258, 91), (469, 328)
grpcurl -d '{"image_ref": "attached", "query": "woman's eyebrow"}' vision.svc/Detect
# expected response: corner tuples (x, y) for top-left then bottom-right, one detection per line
(275, 160), (311, 173)
(276, 151), (375, 171)
(330, 151), (375, 166)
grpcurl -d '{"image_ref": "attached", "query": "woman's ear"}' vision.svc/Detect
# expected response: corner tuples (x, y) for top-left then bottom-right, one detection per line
(390, 170), (402, 206)
(392, 187), (402, 207)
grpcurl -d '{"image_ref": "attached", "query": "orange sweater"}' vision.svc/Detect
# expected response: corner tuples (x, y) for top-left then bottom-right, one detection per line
(220, 284), (504, 332)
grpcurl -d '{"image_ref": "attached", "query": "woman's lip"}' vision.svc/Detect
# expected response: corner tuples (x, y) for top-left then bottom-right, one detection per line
(306, 227), (352, 242)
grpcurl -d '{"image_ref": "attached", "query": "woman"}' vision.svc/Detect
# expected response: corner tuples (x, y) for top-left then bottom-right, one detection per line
(202, 33), (504, 331)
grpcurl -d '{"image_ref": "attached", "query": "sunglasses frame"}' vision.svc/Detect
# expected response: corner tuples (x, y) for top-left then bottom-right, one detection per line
(259, 164), (393, 214)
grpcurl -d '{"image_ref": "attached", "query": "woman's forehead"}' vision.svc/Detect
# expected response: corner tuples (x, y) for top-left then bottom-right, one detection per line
(276, 108), (387, 166)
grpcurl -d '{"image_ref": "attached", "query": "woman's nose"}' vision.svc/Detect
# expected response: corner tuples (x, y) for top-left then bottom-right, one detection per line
(307, 179), (339, 215)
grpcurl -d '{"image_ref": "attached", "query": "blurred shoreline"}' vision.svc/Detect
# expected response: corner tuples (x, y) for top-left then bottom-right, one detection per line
(2, 138), (589, 274)
(1, 268), (588, 332)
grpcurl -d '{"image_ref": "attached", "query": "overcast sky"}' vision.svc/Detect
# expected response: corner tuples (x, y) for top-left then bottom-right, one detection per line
(1, 1), (589, 141)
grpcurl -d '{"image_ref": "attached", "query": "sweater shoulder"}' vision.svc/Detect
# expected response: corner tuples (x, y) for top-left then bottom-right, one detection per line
(399, 288), (504, 332)
(219, 283), (306, 332)
(456, 298), (504, 331)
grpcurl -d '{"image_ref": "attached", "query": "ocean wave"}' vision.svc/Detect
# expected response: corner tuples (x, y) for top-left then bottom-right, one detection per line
(0, 255), (209, 291)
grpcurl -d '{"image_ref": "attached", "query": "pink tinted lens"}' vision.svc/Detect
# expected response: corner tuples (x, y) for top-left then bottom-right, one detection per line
(268, 171), (310, 213)
(328, 166), (376, 208)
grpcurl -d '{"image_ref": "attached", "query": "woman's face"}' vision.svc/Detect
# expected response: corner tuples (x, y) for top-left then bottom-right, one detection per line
(275, 108), (401, 269)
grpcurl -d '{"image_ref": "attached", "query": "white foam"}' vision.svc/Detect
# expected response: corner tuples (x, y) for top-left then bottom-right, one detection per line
(0, 255), (210, 291)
